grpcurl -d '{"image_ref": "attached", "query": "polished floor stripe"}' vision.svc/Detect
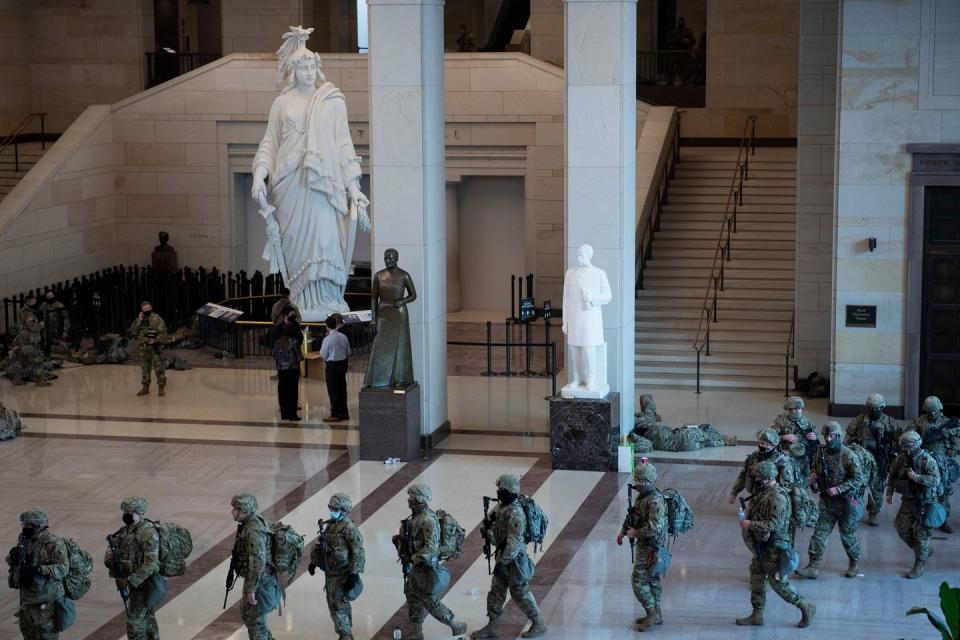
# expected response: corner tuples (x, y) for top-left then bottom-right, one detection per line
(22, 431), (348, 450)
(19, 412), (355, 430)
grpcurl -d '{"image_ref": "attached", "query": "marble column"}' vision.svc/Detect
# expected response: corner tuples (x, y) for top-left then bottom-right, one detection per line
(563, 0), (636, 432)
(367, 0), (447, 435)
(446, 183), (462, 312)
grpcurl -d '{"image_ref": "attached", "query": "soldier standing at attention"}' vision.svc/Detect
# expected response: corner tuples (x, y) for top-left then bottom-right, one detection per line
(795, 422), (864, 579)
(472, 475), (546, 639)
(394, 484), (467, 640)
(774, 396), (819, 484)
(105, 497), (164, 639)
(230, 494), (279, 640)
(309, 493), (364, 640)
(5, 511), (69, 640)
(736, 462), (815, 629)
(887, 431), (942, 578)
(130, 301), (168, 397)
(12, 294), (53, 387)
(907, 396), (959, 533)
(617, 462), (667, 632)
(845, 392), (901, 526)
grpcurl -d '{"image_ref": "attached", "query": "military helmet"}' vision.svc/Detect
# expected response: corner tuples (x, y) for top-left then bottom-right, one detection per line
(19, 510), (48, 528)
(923, 396), (944, 413)
(900, 431), (922, 449)
(639, 394), (656, 411)
(756, 428), (779, 446)
(328, 492), (353, 513)
(634, 463), (657, 483)
(866, 393), (885, 409)
(231, 493), (258, 515)
(784, 396), (805, 411)
(496, 474), (520, 495)
(407, 484), (432, 504)
(757, 461), (778, 480)
(821, 421), (843, 438)
(121, 496), (148, 515)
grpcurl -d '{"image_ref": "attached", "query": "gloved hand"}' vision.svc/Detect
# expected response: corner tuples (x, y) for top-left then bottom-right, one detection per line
(493, 562), (508, 578)
(18, 564), (41, 586)
(7, 546), (25, 566)
(115, 577), (130, 589)
(345, 572), (359, 591)
(308, 563), (316, 576)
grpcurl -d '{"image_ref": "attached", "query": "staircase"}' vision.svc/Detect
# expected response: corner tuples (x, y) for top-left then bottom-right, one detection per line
(635, 146), (796, 390)
(0, 142), (48, 199)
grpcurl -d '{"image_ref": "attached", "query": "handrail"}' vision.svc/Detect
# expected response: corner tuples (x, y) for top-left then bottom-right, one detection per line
(691, 115), (757, 392)
(635, 109), (681, 289)
(784, 308), (796, 397)
(0, 113), (48, 172)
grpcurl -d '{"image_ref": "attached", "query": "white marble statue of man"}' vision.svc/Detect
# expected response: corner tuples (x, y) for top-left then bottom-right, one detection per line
(561, 244), (612, 398)
(252, 26), (370, 321)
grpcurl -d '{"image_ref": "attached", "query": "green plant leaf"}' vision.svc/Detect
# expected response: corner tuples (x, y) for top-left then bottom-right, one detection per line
(906, 607), (952, 640)
(940, 581), (960, 640)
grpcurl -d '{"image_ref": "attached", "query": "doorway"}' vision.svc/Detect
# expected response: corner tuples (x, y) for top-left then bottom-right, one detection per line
(920, 186), (960, 416)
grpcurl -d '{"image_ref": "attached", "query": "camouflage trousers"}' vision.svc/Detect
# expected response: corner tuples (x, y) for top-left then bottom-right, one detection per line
(484, 570), (541, 622)
(865, 471), (890, 517)
(325, 573), (353, 636)
(941, 482), (953, 518)
(240, 598), (274, 640)
(749, 551), (805, 610)
(126, 586), (160, 640)
(17, 602), (57, 640)
(894, 499), (932, 562)
(138, 348), (166, 386)
(807, 497), (861, 562)
(406, 584), (455, 626)
(14, 345), (54, 383)
(631, 547), (663, 610)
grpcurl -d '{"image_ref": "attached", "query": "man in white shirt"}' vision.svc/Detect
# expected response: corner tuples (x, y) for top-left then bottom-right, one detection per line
(320, 314), (350, 422)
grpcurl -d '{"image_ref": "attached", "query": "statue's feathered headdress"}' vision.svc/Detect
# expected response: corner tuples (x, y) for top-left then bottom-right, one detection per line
(276, 26), (315, 85)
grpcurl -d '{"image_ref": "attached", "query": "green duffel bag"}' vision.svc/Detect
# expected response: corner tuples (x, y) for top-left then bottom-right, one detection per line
(255, 574), (282, 615)
(923, 502), (947, 529)
(53, 598), (76, 632)
(508, 553), (536, 586)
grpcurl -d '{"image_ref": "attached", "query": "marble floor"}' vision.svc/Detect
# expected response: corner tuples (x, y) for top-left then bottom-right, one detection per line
(0, 365), (950, 640)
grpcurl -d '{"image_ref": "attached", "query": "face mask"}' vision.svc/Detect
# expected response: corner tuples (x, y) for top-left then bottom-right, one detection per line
(496, 489), (517, 505)
(826, 437), (842, 451)
(329, 510), (343, 521)
(21, 527), (36, 539)
(122, 513), (135, 526)
(868, 408), (883, 420)
(142, 310), (152, 317)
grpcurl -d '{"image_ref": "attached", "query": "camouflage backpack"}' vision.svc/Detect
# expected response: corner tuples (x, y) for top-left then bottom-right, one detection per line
(789, 485), (820, 529)
(435, 510), (466, 561)
(517, 495), (549, 552)
(145, 519), (194, 577)
(60, 537), (93, 600)
(660, 489), (694, 537)
(846, 442), (878, 496)
(269, 520), (304, 579)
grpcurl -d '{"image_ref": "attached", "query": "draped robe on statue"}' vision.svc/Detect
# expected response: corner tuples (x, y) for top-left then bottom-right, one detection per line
(253, 82), (362, 319)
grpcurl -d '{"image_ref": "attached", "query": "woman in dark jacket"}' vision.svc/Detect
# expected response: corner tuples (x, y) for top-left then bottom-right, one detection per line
(272, 309), (303, 421)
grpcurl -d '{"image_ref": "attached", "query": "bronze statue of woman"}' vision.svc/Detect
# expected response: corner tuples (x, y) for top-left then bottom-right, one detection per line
(363, 248), (417, 388)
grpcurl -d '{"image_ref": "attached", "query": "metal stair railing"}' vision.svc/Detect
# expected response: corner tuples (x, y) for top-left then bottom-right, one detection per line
(785, 309), (796, 397)
(691, 114), (757, 393)
(0, 113), (48, 173)
(635, 109), (681, 289)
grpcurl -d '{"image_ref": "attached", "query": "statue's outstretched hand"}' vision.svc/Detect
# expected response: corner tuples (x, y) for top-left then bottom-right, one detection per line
(251, 179), (268, 204)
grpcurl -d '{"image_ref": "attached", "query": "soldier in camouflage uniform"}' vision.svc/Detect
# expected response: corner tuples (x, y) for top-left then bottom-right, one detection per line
(394, 484), (467, 640)
(308, 493), (364, 640)
(105, 497), (165, 639)
(795, 422), (863, 579)
(617, 462), (667, 632)
(12, 295), (53, 387)
(1, 401), (26, 440)
(906, 396), (959, 533)
(38, 291), (70, 353)
(845, 393), (901, 526)
(630, 394), (735, 451)
(730, 429), (797, 503)
(4, 510), (70, 640)
(472, 475), (546, 639)
(736, 462), (815, 629)
(887, 431), (942, 578)
(230, 494), (279, 640)
(773, 396), (819, 484)
(129, 301), (168, 397)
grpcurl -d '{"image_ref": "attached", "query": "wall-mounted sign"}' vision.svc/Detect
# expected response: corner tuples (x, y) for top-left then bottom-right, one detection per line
(845, 305), (877, 328)
(520, 297), (536, 322)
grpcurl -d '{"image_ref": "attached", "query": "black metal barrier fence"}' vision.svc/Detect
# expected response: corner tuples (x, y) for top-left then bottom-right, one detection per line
(447, 319), (559, 397)
(199, 312), (376, 359)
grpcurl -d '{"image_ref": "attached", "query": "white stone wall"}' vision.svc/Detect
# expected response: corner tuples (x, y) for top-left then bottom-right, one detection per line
(795, 0), (838, 379)
(832, 0), (960, 411)
(0, 53), (564, 305)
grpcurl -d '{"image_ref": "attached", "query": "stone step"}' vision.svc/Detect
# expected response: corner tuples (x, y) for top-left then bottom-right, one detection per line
(658, 220), (796, 233)
(652, 238), (795, 250)
(669, 184), (797, 195)
(636, 328), (789, 343)
(645, 256), (794, 268)
(644, 265), (794, 279)
(675, 170), (795, 181)
(643, 248), (794, 260)
(663, 213), (796, 225)
(643, 277), (794, 291)
(668, 195), (796, 205)
(670, 177), (798, 188)
(662, 203), (796, 213)
(679, 147), (796, 159)
(634, 349), (786, 365)
(634, 308), (794, 322)
(636, 339), (787, 355)
(636, 317), (792, 332)
(634, 373), (786, 391)
(635, 361), (786, 378)
(636, 296), (794, 310)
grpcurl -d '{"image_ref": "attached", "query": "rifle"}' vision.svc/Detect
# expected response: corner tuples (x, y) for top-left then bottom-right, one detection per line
(399, 518), (414, 582)
(7, 533), (28, 589)
(739, 496), (769, 578)
(480, 497), (497, 575)
(105, 533), (130, 614)
(815, 444), (831, 499)
(626, 484), (637, 563)
(223, 527), (240, 609)
(315, 518), (329, 591)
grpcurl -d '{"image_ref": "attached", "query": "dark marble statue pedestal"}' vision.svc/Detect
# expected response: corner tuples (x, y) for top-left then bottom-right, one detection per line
(359, 384), (421, 461)
(548, 393), (619, 471)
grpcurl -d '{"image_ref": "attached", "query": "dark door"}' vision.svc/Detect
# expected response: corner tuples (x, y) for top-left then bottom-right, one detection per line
(154, 0), (179, 51)
(921, 186), (960, 416)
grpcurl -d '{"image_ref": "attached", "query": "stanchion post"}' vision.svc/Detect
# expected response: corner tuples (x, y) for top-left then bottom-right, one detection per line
(481, 320), (495, 376)
(501, 320), (514, 376)
(509, 275), (516, 321)
(541, 318), (551, 376)
(550, 341), (557, 397)
(521, 321), (534, 376)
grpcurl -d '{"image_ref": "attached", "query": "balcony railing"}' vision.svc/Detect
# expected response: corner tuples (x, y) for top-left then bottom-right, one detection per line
(636, 50), (705, 107)
(145, 52), (221, 89)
